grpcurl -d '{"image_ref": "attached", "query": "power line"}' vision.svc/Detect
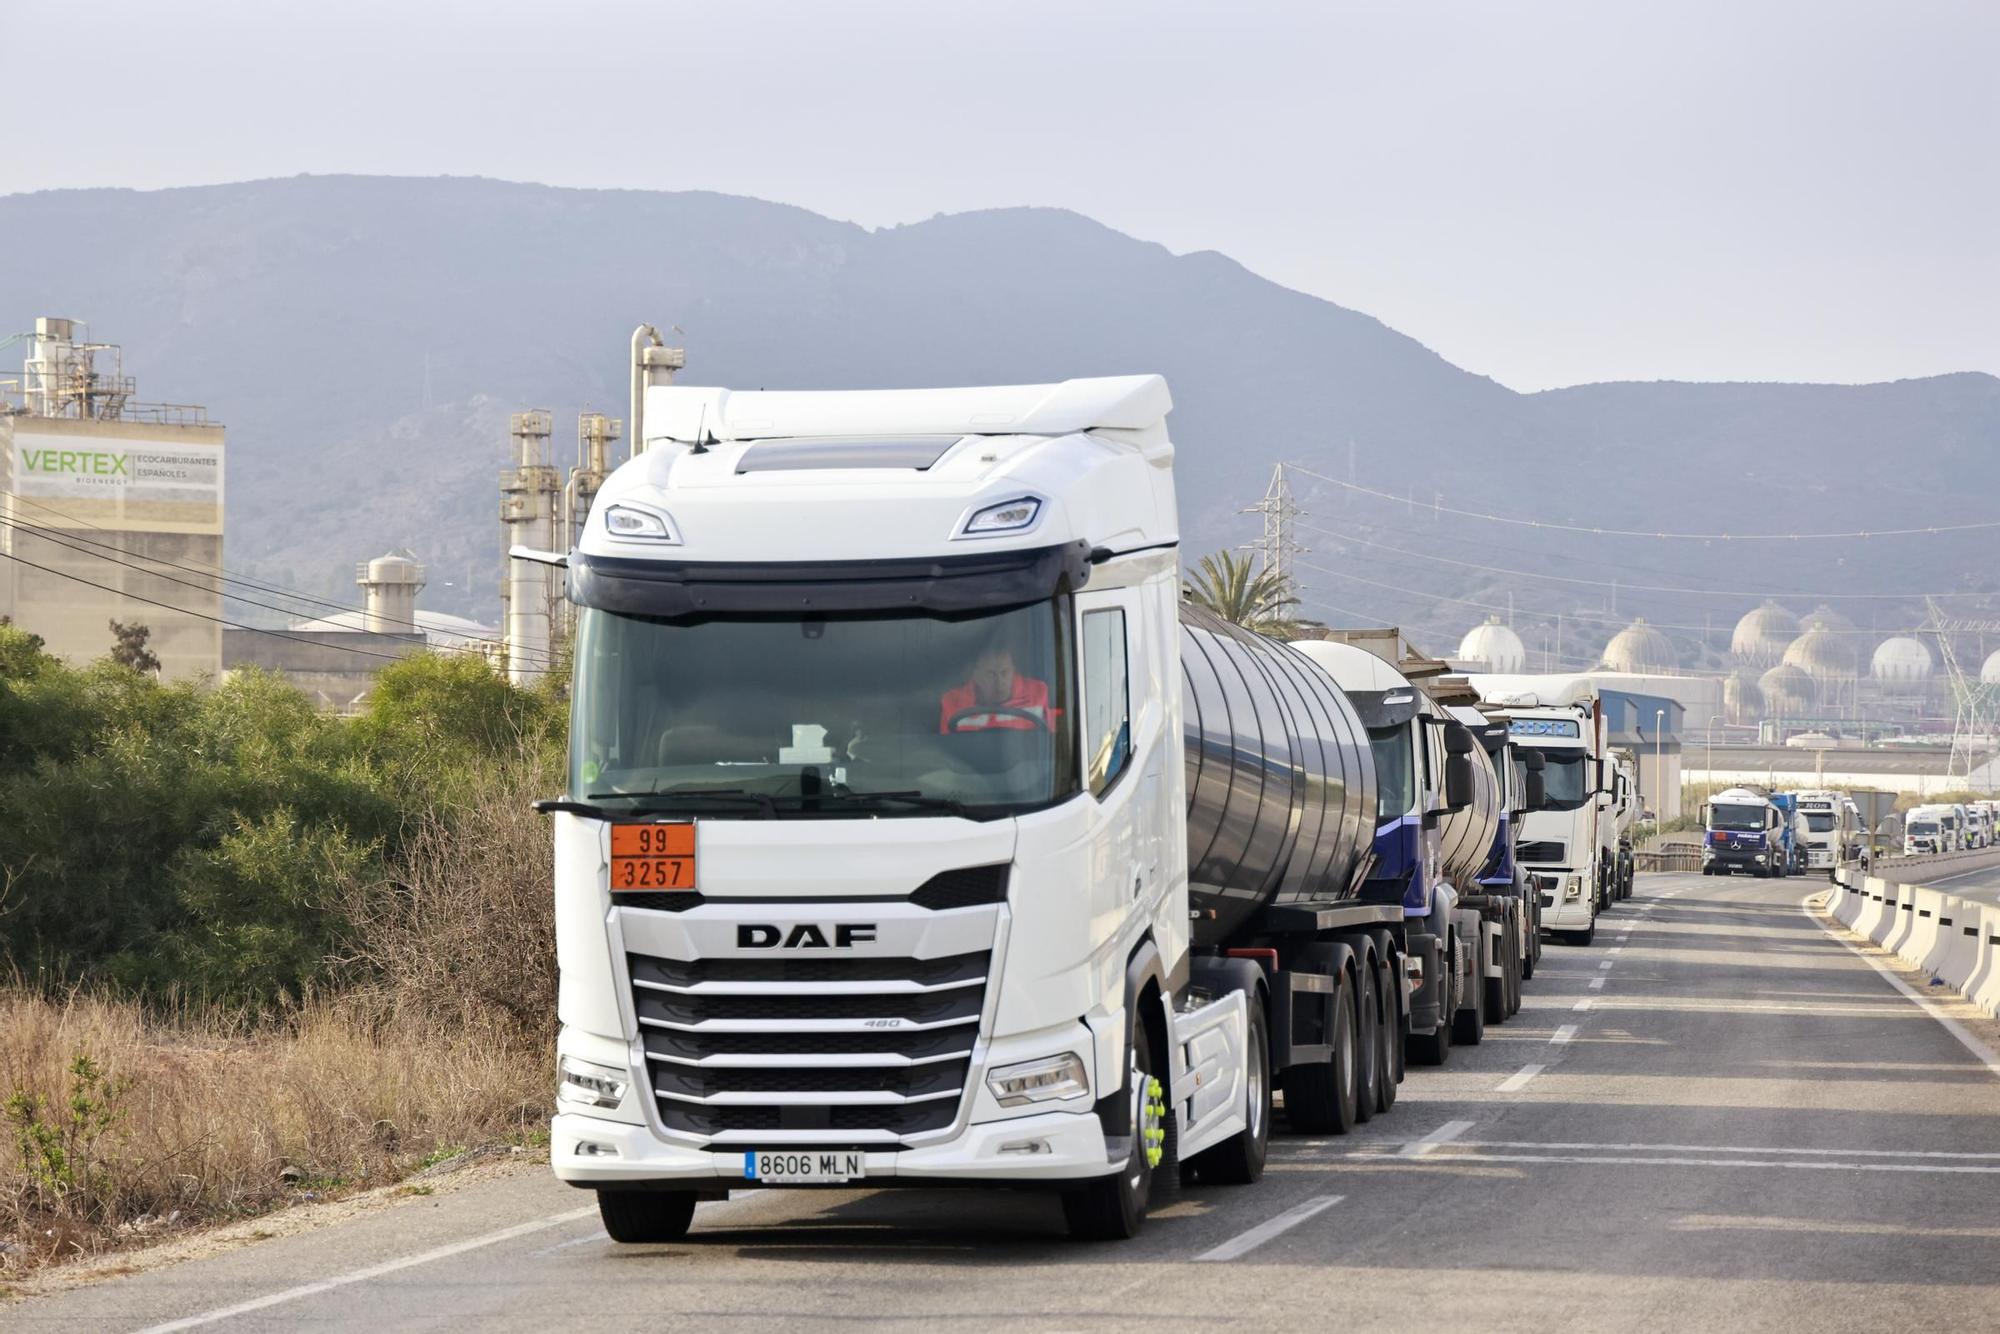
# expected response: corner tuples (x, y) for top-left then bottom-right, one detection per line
(0, 548), (459, 665)
(0, 490), (543, 661)
(1290, 516), (1995, 603)
(1285, 463), (2000, 542)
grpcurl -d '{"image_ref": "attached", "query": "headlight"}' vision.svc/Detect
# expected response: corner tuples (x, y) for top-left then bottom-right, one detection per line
(985, 1052), (1090, 1107)
(955, 495), (1043, 538)
(558, 1055), (629, 1109)
(1564, 875), (1584, 901)
(603, 503), (679, 543)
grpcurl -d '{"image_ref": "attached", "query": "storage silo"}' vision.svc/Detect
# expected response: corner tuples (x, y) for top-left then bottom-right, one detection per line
(1601, 617), (1678, 674)
(1730, 601), (1799, 667)
(1457, 615), (1527, 673)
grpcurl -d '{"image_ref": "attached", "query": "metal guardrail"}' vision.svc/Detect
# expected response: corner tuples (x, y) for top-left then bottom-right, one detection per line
(1634, 846), (1703, 873)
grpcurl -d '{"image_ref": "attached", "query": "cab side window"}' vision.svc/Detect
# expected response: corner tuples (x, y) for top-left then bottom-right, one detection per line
(1081, 608), (1131, 797)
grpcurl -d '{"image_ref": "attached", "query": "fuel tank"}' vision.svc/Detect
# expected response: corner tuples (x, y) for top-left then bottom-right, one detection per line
(1180, 604), (1378, 947)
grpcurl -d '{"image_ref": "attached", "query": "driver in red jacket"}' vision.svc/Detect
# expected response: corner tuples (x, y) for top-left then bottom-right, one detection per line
(939, 644), (1052, 733)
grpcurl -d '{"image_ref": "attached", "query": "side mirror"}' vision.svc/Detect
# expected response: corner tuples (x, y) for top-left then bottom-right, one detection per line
(1444, 753), (1474, 812)
(1525, 770), (1547, 811)
(1442, 721), (1476, 756)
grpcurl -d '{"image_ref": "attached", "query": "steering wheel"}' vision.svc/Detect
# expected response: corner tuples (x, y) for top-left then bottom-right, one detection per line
(946, 705), (1051, 733)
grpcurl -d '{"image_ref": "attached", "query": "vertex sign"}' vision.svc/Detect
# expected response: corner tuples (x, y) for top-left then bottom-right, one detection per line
(21, 448), (132, 477)
(8, 432), (221, 508)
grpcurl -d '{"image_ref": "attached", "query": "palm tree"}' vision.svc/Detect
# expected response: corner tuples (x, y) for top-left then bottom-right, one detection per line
(1185, 551), (1318, 637)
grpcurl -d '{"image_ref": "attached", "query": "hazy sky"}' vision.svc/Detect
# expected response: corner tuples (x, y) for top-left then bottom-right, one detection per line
(5, 0), (1994, 391)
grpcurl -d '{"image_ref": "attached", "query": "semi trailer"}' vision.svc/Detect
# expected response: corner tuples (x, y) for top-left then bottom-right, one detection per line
(1447, 700), (1544, 1004)
(535, 370), (1476, 1244)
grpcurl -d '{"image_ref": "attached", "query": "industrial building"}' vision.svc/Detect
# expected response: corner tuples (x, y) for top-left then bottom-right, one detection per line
(0, 318), (224, 681)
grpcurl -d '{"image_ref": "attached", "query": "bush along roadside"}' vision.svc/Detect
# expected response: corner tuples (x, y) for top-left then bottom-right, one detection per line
(0, 629), (569, 1275)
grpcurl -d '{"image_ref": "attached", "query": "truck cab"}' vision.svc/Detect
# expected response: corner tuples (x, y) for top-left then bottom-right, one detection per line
(1702, 788), (1788, 877)
(1792, 789), (1849, 874)
(1471, 678), (1607, 946)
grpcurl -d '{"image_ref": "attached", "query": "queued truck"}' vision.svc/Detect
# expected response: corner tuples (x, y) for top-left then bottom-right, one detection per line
(1471, 677), (1617, 946)
(1289, 636), (1519, 1063)
(1793, 789), (1859, 874)
(531, 369), (1537, 1244)
(1701, 787), (1795, 877)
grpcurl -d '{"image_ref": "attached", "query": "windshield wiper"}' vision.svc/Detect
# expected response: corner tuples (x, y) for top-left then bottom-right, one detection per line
(536, 789), (778, 819)
(813, 789), (974, 818)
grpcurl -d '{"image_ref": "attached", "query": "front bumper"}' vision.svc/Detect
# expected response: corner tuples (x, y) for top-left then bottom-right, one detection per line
(1529, 870), (1592, 930)
(552, 1107), (1114, 1187)
(1703, 846), (1775, 871)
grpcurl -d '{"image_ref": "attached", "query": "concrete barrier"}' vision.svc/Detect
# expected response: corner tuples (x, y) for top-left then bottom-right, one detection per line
(1827, 860), (2000, 1020)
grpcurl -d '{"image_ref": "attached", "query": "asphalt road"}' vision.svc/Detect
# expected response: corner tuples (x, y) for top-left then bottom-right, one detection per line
(17, 872), (2000, 1333)
(1893, 858), (2000, 910)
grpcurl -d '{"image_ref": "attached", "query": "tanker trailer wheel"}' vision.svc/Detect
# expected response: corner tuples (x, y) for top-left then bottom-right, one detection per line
(597, 1188), (698, 1244)
(1374, 956), (1400, 1114)
(1484, 920), (1512, 1023)
(1184, 999), (1269, 1186)
(1353, 962), (1380, 1124)
(1062, 1023), (1163, 1240)
(1285, 972), (1360, 1133)
(1452, 936), (1487, 1046)
(1406, 932), (1453, 1067)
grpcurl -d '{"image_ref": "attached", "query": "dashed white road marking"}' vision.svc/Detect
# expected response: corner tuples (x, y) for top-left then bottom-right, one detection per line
(1550, 1024), (1578, 1045)
(1194, 1194), (1345, 1261)
(1598, 960), (1615, 970)
(1443, 1139), (2000, 1161)
(1495, 1064), (1545, 1092)
(1363, 1150), (2000, 1177)
(1608, 946), (1623, 954)
(1588, 976), (1607, 990)
(1573, 998), (1594, 1012)
(1396, 1119), (1475, 1159)
(134, 1206), (600, 1333)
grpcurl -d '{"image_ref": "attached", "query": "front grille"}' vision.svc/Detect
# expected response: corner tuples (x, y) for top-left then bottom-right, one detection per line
(1517, 841), (1566, 864)
(614, 864), (1006, 915)
(629, 921), (995, 1143)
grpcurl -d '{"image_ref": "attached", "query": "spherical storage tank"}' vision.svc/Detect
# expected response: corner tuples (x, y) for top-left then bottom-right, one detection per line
(1601, 617), (1678, 674)
(1458, 615), (1527, 673)
(1731, 601), (1800, 667)
(1870, 636), (1934, 684)
(1723, 668), (1764, 725)
(1759, 663), (1817, 715)
(1783, 619), (1859, 683)
(1984, 650), (2000, 687)
(1179, 606), (1378, 947)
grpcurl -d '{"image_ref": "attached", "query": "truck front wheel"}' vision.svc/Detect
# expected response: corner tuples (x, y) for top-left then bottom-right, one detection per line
(597, 1189), (698, 1244)
(1185, 1000), (1269, 1186)
(1063, 1024), (1162, 1240)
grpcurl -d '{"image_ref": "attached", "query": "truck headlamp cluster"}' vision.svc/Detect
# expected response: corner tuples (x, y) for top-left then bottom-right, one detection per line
(1563, 875), (1584, 901)
(985, 1052), (1090, 1107)
(955, 495), (1042, 538)
(557, 1055), (629, 1109)
(603, 503), (679, 543)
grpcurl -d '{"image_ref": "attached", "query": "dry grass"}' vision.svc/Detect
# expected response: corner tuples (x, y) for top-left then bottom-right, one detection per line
(0, 761), (560, 1279)
(0, 989), (548, 1277)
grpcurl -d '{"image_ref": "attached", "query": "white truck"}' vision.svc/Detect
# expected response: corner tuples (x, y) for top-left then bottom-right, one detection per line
(535, 370), (1471, 1243)
(1793, 789), (1855, 874)
(1470, 677), (1614, 946)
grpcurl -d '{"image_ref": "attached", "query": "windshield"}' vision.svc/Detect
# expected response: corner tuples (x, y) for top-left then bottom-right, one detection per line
(1803, 812), (1834, 832)
(1708, 803), (1766, 832)
(570, 600), (1078, 818)
(1369, 725), (1414, 823)
(1909, 821), (1938, 835)
(1536, 750), (1591, 811)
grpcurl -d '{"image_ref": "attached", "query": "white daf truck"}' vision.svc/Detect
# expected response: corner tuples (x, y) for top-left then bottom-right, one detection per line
(1469, 677), (1612, 946)
(533, 369), (1457, 1243)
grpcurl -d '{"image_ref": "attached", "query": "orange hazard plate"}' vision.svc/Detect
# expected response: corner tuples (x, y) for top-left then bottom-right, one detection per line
(610, 823), (697, 891)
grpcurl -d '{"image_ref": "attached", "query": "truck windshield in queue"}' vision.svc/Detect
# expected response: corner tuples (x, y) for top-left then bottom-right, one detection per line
(1803, 812), (1835, 832)
(1708, 803), (1766, 832)
(1368, 725), (1414, 824)
(1909, 820), (1938, 835)
(569, 598), (1078, 819)
(1534, 750), (1592, 811)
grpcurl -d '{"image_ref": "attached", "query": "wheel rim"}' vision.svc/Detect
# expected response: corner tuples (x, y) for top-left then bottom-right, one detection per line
(1247, 1036), (1265, 1141)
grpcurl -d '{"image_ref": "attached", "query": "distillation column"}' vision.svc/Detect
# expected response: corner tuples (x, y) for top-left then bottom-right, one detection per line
(500, 409), (559, 683)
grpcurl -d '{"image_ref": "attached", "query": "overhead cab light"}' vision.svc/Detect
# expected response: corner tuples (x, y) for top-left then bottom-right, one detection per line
(955, 496), (1042, 539)
(604, 503), (679, 543)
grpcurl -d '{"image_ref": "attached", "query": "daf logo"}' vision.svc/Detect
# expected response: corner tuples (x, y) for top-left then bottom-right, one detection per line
(737, 923), (878, 949)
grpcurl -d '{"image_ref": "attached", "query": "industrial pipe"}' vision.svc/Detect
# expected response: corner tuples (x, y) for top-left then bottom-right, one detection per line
(629, 324), (664, 460)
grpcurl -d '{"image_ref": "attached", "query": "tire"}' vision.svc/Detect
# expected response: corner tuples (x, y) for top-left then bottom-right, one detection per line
(1406, 932), (1452, 1067)
(1374, 957), (1399, 1113)
(1286, 973), (1360, 1133)
(1452, 942), (1487, 1046)
(1504, 923), (1522, 1018)
(597, 1189), (698, 1244)
(1186, 998), (1268, 1186)
(1521, 914), (1538, 980)
(1062, 1022), (1162, 1239)
(1353, 963), (1379, 1124)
